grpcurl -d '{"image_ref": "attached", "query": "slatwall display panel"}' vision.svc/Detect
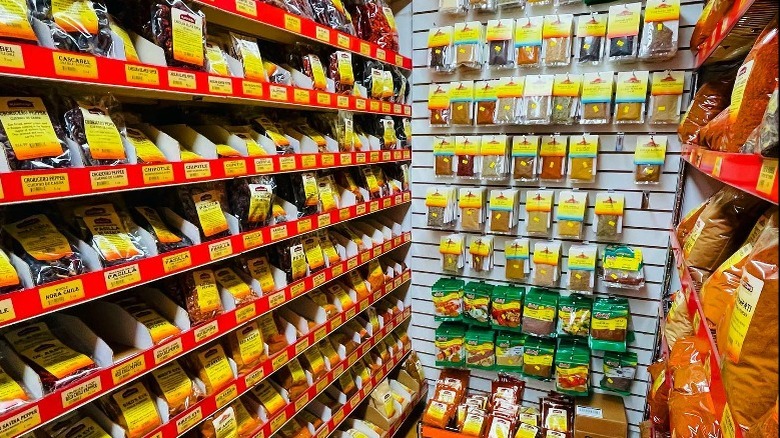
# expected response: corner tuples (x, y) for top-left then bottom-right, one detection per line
(406, 0), (705, 435)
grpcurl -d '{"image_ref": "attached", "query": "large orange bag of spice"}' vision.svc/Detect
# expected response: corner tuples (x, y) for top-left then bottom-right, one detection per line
(668, 363), (718, 438)
(647, 360), (671, 432)
(699, 106), (730, 149)
(690, 0), (735, 49)
(747, 400), (778, 438)
(678, 78), (734, 145)
(719, 212), (779, 427)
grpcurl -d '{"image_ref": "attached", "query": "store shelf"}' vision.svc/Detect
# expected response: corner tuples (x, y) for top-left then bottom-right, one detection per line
(0, 149), (411, 205)
(147, 286), (413, 438)
(683, 145), (778, 204)
(0, 192), (411, 328)
(667, 230), (745, 437)
(254, 310), (413, 438)
(0, 234), (411, 437)
(385, 388), (428, 438)
(192, 0), (412, 70)
(313, 345), (414, 438)
(693, 0), (777, 67)
(0, 43), (411, 116)
(421, 425), (466, 438)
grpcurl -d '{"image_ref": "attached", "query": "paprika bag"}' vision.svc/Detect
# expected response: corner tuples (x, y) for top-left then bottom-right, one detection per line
(677, 77), (733, 145)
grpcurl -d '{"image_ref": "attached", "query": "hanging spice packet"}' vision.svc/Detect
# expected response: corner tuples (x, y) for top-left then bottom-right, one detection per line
(488, 189), (519, 234)
(504, 238), (530, 281)
(454, 21), (484, 70)
(439, 0), (467, 14)
(558, 293), (592, 337)
(555, 340), (590, 396)
(581, 72), (615, 124)
(481, 134), (508, 179)
(539, 134), (568, 181)
(568, 134), (598, 183)
(512, 135), (539, 181)
(525, 189), (553, 237)
(428, 26), (456, 72)
(435, 323), (465, 366)
(556, 190), (588, 239)
(491, 285), (524, 330)
(576, 13), (607, 64)
(429, 83), (451, 127)
(433, 135), (456, 177)
(455, 135), (482, 178)
(523, 337), (555, 380)
(495, 331), (524, 372)
(593, 192), (625, 240)
(634, 135), (667, 184)
(487, 19), (515, 69)
(532, 241), (561, 288)
(589, 296), (630, 352)
(606, 3), (642, 62)
(601, 351), (638, 394)
(464, 281), (492, 325)
(459, 187), (486, 232)
(515, 16), (544, 69)
(639, 0), (680, 61)
(551, 74), (582, 125)
(426, 186), (457, 228)
(432, 277), (465, 321)
(542, 14), (573, 67)
(602, 245), (645, 289)
(450, 80), (475, 126)
(649, 70), (684, 124)
(495, 76), (524, 125)
(523, 75), (555, 125)
(615, 71), (649, 124)
(475, 80), (499, 126)
(567, 245), (598, 294)
(440, 234), (465, 273)
(468, 236), (494, 273)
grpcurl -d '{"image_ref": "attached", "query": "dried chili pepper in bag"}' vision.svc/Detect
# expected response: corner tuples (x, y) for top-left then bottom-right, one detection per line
(227, 176), (276, 232)
(310, 0), (355, 34)
(31, 0), (113, 56)
(172, 182), (232, 242)
(63, 94), (129, 166)
(349, 0), (399, 52)
(0, 95), (72, 170)
(162, 268), (223, 325)
(147, 0), (207, 71)
(131, 206), (192, 253)
(329, 51), (355, 95)
(70, 202), (149, 268)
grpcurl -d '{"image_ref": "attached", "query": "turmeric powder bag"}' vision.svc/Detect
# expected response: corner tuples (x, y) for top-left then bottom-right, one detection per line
(647, 360), (670, 432)
(668, 363), (718, 438)
(720, 215), (779, 427)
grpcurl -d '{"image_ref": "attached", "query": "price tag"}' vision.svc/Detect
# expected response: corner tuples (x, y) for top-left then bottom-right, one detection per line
(279, 155), (296, 171)
(337, 96), (349, 108)
(269, 291), (285, 308)
(125, 64), (159, 85)
(176, 408), (203, 434)
(236, 0), (257, 15)
(297, 218), (312, 233)
(301, 155), (317, 169)
(39, 279), (84, 309)
(216, 385), (238, 408)
(355, 99), (366, 110)
(270, 225), (288, 241)
(290, 282), (306, 297)
(376, 48), (386, 60)
(369, 201), (379, 212)
(270, 413), (288, 432)
(382, 198), (391, 209)
(360, 42), (371, 56)
(104, 264), (141, 291)
(356, 152), (366, 164)
(162, 251), (192, 273)
(712, 156), (723, 177)
(332, 264), (343, 277)
(111, 355), (146, 385)
(382, 102), (391, 113)
(313, 272), (326, 286)
(0, 299), (15, 324)
(404, 106), (411, 116)
(396, 54), (404, 66)
(245, 368), (265, 387)
(208, 240), (233, 260)
(208, 76), (233, 94)
(295, 393), (310, 411)
(272, 351), (289, 370)
(295, 338), (309, 354)
(154, 338), (183, 364)
(370, 101), (380, 112)
(53, 52), (97, 78)
(347, 258), (358, 270)
(194, 320), (219, 342)
(382, 151), (391, 161)
(340, 153), (352, 165)
(255, 157), (275, 173)
(223, 159), (247, 176)
(356, 204), (366, 215)
(393, 150), (402, 160)
(317, 92), (331, 105)
(142, 164), (174, 184)
(243, 80), (264, 97)
(270, 85), (288, 101)
(316, 378), (329, 393)
(294, 88), (310, 103)
(394, 104), (402, 114)
(370, 151), (379, 162)
(756, 158), (778, 195)
(236, 304), (256, 323)
(339, 208), (350, 221)
(721, 405), (736, 438)
(284, 14), (301, 32)
(383, 241), (392, 253)
(89, 168), (129, 190)
(21, 173), (69, 196)
(61, 377), (101, 408)
(322, 154), (335, 167)
(168, 70), (197, 89)
(316, 26), (330, 42)
(337, 34), (351, 48)
(403, 192), (411, 202)
(318, 214), (331, 228)
(243, 230), (264, 249)
(314, 326), (327, 342)
(0, 43), (24, 69)
(184, 162), (211, 179)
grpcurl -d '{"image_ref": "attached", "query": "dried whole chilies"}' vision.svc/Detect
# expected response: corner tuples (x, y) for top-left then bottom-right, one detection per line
(173, 182), (231, 242)
(0, 96), (72, 170)
(149, 0), (208, 71)
(31, 0), (113, 56)
(64, 96), (129, 167)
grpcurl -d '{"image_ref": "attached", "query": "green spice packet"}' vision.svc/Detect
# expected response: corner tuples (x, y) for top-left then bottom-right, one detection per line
(589, 296), (629, 352)
(490, 285), (524, 331)
(555, 339), (591, 396)
(600, 351), (638, 395)
(465, 327), (496, 369)
(463, 281), (493, 326)
(557, 293), (592, 338)
(434, 322), (465, 366)
(522, 288), (559, 338)
(522, 336), (556, 381)
(432, 277), (465, 322)
(495, 331), (525, 372)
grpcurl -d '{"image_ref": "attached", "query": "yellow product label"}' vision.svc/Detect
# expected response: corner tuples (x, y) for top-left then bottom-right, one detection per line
(512, 135), (539, 157)
(252, 382), (286, 415)
(0, 366), (27, 404)
(382, 6), (396, 30)
(576, 13), (607, 37)
(171, 7), (204, 67)
(128, 306), (180, 344)
(246, 256), (275, 294)
(428, 84), (450, 110)
(309, 55), (327, 90)
(615, 71), (649, 103)
(109, 24), (139, 63)
(206, 44), (229, 76)
(582, 73), (614, 102)
(112, 383), (161, 437)
(469, 238), (491, 257)
(124, 128), (166, 163)
(0, 251), (19, 289)
(425, 189), (450, 208)
(449, 81), (474, 103)
(234, 323), (264, 365)
(245, 183), (272, 225)
(607, 3), (641, 37)
(644, 0), (680, 22)
(516, 423), (540, 438)
(211, 408), (238, 438)
(540, 136), (567, 157)
(651, 71), (685, 96)
(482, 135), (507, 155)
(730, 59), (754, 122)
(0, 97), (64, 161)
(336, 51), (354, 85)
(526, 190), (553, 212)
(52, 0), (98, 34)
(486, 19), (513, 41)
(0, 0), (36, 41)
(533, 243), (560, 266)
(634, 136), (667, 165)
(428, 26), (453, 47)
(236, 39), (265, 81)
(591, 316), (627, 332)
(524, 304), (555, 322)
(725, 271), (763, 363)
(193, 190), (228, 237)
(568, 135), (598, 158)
(215, 267), (252, 301)
(303, 236), (325, 271)
(542, 14), (573, 38)
(4, 214), (72, 261)
(197, 345), (233, 391)
(515, 16), (543, 46)
(78, 204), (142, 262)
(455, 136), (481, 155)
(135, 206), (182, 244)
(553, 74), (582, 97)
(56, 417), (109, 438)
(523, 75), (554, 97)
(490, 190), (516, 211)
(192, 269), (222, 314)
(496, 77), (524, 98)
(79, 105), (126, 160)
(524, 352), (553, 366)
(459, 189), (483, 209)
(594, 193), (624, 216)
(505, 240), (529, 259)
(557, 191), (587, 221)
(475, 81), (498, 100)
(22, 338), (94, 379)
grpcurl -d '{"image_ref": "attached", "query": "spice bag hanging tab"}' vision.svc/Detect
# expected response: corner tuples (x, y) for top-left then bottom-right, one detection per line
(491, 285), (524, 330)
(455, 135), (482, 178)
(649, 70), (685, 124)
(504, 238), (530, 281)
(614, 71), (649, 124)
(449, 80), (475, 126)
(512, 135), (539, 181)
(525, 189), (554, 237)
(488, 189), (519, 234)
(639, 0), (680, 61)
(558, 293), (592, 337)
(468, 236), (494, 273)
(515, 16), (544, 68)
(64, 95), (129, 166)
(568, 134), (598, 183)
(532, 241), (561, 288)
(433, 135), (456, 177)
(551, 74), (582, 125)
(634, 135), (667, 184)
(602, 244), (645, 289)
(606, 2), (642, 62)
(435, 323), (465, 366)
(589, 296), (630, 352)
(440, 234), (465, 273)
(523, 336), (556, 380)
(72, 202), (149, 267)
(539, 134), (568, 181)
(481, 134), (508, 179)
(555, 339), (590, 396)
(428, 83), (451, 127)
(581, 72), (614, 124)
(432, 277), (465, 321)
(593, 192), (625, 240)
(567, 245), (598, 294)
(523, 75), (554, 125)
(459, 187), (486, 232)
(495, 76), (524, 125)
(454, 21), (484, 70)
(542, 14), (573, 67)
(486, 19), (515, 69)
(0, 96), (72, 171)
(428, 26), (455, 72)
(576, 13), (607, 64)
(556, 190), (588, 239)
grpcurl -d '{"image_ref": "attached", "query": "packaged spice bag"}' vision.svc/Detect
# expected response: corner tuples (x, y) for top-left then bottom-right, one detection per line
(606, 3), (642, 62)
(522, 336), (555, 380)
(350, 0), (399, 51)
(475, 80), (499, 126)
(0, 250), (22, 295)
(495, 332), (524, 371)
(558, 294), (592, 337)
(470, 236), (494, 272)
(32, 0), (112, 56)
(64, 95), (129, 166)
(228, 32), (267, 82)
(576, 13), (607, 64)
(465, 327), (495, 368)
(568, 134), (598, 183)
(488, 189), (518, 234)
(581, 72), (614, 124)
(555, 340), (590, 396)
(567, 246), (598, 294)
(433, 136), (456, 176)
(121, 126), (167, 164)
(428, 26), (455, 72)
(615, 71), (649, 124)
(639, 0), (680, 61)
(486, 19), (515, 69)
(454, 22), (484, 70)
(440, 234), (465, 273)
(309, 0), (354, 35)
(539, 134), (567, 181)
(426, 186), (457, 228)
(495, 76), (524, 125)
(649, 71), (685, 124)
(450, 81), (475, 126)
(481, 135), (508, 179)
(512, 135), (539, 181)
(189, 343), (234, 395)
(459, 187), (486, 231)
(71, 202), (149, 268)
(556, 190), (588, 239)
(435, 323), (465, 366)
(602, 244), (644, 289)
(523, 75), (554, 124)
(174, 182), (231, 242)
(2, 213), (86, 286)
(0, 96), (72, 171)
(432, 277), (465, 321)
(514, 16), (543, 69)
(163, 268), (224, 325)
(468, 0), (495, 11)
(593, 192), (625, 240)
(525, 189), (554, 237)
(600, 351), (637, 395)
(329, 51), (355, 95)
(98, 382), (162, 438)
(463, 281), (492, 325)
(0, 0), (37, 44)
(633, 135), (667, 184)
(131, 206), (192, 254)
(439, 0), (467, 14)
(148, 0), (207, 71)
(551, 74), (582, 125)
(504, 238), (530, 281)
(252, 114), (294, 154)
(455, 135), (481, 178)
(589, 296), (629, 352)
(490, 285), (524, 330)
(428, 84), (451, 127)
(532, 241), (561, 288)
(226, 176), (275, 232)
(542, 14), (573, 67)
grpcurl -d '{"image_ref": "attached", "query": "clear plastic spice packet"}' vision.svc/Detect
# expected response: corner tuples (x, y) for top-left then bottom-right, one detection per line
(487, 19), (515, 69)
(450, 80), (475, 126)
(426, 187), (457, 228)
(523, 75), (555, 125)
(495, 76), (524, 125)
(602, 246), (644, 289)
(440, 0), (467, 14)
(525, 189), (554, 237)
(512, 135), (540, 181)
(581, 72), (614, 124)
(648, 70), (684, 124)
(455, 135), (482, 178)
(542, 14), (573, 67)
(454, 22), (484, 70)
(634, 135), (667, 184)
(504, 238), (530, 281)
(593, 192), (625, 240)
(428, 26), (456, 72)
(614, 71), (649, 124)
(489, 189), (519, 233)
(551, 74), (582, 125)
(497, 0), (525, 9)
(440, 234), (465, 273)
(532, 241), (561, 287)
(515, 16), (543, 69)
(568, 134), (599, 183)
(556, 190), (588, 239)
(429, 83), (452, 127)
(607, 3), (642, 62)
(639, 0), (680, 61)
(469, 0), (496, 11)
(459, 187), (486, 231)
(577, 13), (607, 65)
(475, 80), (499, 126)
(567, 244), (597, 293)
(434, 136), (456, 177)
(469, 236), (494, 272)
(539, 134), (568, 182)
(481, 135), (509, 179)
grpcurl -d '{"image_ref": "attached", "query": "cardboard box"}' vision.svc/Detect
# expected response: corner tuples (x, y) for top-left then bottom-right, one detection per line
(574, 393), (628, 438)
